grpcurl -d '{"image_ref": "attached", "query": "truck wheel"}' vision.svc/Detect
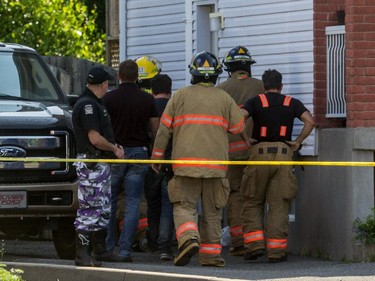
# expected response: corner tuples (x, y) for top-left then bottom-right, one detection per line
(52, 218), (75, 260)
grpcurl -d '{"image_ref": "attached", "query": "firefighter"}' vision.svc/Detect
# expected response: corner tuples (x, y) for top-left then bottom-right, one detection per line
(217, 46), (263, 256)
(240, 69), (315, 263)
(135, 55), (162, 93)
(151, 51), (248, 267)
(133, 55), (163, 253)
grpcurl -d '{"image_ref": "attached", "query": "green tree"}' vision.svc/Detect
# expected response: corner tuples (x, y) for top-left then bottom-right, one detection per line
(0, 0), (106, 63)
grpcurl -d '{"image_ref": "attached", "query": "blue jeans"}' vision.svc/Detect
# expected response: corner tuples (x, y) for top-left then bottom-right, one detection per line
(106, 146), (148, 258)
(144, 169), (174, 252)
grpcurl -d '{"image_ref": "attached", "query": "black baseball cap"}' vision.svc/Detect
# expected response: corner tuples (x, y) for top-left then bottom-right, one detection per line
(87, 66), (115, 84)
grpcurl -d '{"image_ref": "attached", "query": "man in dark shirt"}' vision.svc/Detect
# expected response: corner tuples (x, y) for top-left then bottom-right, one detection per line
(104, 60), (159, 262)
(141, 74), (175, 261)
(240, 69), (315, 263)
(72, 66), (124, 267)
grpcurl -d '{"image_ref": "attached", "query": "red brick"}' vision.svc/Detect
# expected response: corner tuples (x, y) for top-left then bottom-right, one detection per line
(354, 111), (375, 120)
(315, 21), (333, 30)
(318, 118), (345, 128)
(347, 120), (364, 128)
(314, 97), (327, 107)
(354, 76), (375, 85)
(345, 24), (355, 32)
(365, 15), (375, 23)
(350, 6), (375, 15)
(346, 32), (365, 41)
(348, 41), (375, 49)
(346, 68), (365, 76)
(346, 103), (359, 112)
(365, 103), (375, 111)
(347, 58), (375, 67)
(349, 94), (375, 103)
(351, 24), (375, 33)
(346, 84), (365, 93)
(365, 68), (375, 76)
(364, 120), (375, 127)
(365, 33), (375, 41)
(345, 49), (356, 58)
(345, 15), (365, 24)
(314, 37), (326, 46)
(346, 0), (366, 5)
(314, 81), (326, 89)
(365, 85), (375, 93)
(314, 13), (329, 21)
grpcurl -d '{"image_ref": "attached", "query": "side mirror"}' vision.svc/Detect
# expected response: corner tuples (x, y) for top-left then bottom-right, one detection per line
(66, 95), (79, 107)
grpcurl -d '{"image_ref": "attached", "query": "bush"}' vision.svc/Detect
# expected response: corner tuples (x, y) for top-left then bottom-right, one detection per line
(0, 240), (25, 281)
(353, 207), (375, 244)
(0, 265), (25, 281)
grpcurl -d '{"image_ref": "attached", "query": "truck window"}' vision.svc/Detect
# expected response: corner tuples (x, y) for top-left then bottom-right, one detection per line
(0, 52), (61, 101)
(0, 53), (20, 97)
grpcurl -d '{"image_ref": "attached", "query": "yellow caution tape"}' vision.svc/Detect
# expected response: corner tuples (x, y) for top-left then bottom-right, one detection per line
(0, 157), (374, 167)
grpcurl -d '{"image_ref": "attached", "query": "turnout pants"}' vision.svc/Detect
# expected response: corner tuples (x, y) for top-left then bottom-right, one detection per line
(168, 176), (229, 265)
(241, 142), (296, 259)
(226, 165), (247, 248)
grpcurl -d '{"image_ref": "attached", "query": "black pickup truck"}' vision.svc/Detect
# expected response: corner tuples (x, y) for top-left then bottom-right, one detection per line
(0, 42), (78, 259)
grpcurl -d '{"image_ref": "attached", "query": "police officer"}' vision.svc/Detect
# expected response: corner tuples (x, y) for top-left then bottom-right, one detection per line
(218, 46), (263, 256)
(240, 69), (315, 263)
(151, 51), (248, 267)
(72, 66), (124, 267)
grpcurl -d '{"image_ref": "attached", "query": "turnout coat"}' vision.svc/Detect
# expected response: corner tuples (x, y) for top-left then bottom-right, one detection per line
(152, 83), (245, 178)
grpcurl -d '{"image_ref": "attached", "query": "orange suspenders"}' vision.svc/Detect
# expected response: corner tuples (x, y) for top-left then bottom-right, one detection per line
(258, 94), (291, 138)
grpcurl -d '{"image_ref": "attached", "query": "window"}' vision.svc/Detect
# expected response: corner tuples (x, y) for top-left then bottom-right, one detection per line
(326, 26), (346, 118)
(0, 52), (60, 102)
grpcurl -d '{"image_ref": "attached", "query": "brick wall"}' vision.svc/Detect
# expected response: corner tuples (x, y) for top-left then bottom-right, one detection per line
(314, 0), (375, 128)
(345, 0), (375, 127)
(313, 0), (346, 128)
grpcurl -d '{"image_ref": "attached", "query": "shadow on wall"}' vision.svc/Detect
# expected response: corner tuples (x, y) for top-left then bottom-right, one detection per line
(43, 56), (117, 96)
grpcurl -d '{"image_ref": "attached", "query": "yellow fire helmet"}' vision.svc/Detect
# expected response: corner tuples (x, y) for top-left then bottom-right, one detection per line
(135, 56), (162, 80)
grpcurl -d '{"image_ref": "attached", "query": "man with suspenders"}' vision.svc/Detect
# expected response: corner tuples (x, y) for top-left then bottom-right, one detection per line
(241, 69), (315, 263)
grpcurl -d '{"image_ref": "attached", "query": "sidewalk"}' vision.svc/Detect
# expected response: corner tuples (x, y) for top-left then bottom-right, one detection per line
(3, 259), (375, 281)
(2, 239), (375, 281)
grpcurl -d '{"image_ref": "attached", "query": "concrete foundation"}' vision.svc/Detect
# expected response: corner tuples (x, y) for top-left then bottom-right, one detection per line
(289, 128), (375, 261)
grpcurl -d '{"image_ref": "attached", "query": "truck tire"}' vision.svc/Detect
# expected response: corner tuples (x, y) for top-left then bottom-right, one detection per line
(52, 218), (76, 260)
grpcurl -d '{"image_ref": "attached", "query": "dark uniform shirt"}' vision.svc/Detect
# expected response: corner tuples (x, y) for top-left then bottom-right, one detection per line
(103, 82), (159, 147)
(155, 97), (172, 159)
(243, 92), (308, 143)
(72, 88), (115, 153)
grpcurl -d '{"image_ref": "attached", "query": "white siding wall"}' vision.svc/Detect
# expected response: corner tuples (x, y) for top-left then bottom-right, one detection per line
(122, 0), (315, 154)
(215, 0), (315, 155)
(125, 0), (187, 90)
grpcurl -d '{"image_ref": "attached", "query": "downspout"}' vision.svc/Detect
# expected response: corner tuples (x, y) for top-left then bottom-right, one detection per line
(185, 0), (193, 85)
(119, 0), (127, 61)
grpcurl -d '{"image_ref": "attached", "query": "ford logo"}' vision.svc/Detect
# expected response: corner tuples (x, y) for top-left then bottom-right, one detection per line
(0, 146), (27, 157)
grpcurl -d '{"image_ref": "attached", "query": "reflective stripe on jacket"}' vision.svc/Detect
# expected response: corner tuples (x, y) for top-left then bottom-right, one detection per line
(217, 71), (263, 160)
(152, 83), (245, 178)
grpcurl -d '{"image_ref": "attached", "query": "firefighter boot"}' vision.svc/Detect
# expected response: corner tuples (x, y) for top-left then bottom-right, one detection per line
(91, 229), (115, 261)
(75, 232), (102, 267)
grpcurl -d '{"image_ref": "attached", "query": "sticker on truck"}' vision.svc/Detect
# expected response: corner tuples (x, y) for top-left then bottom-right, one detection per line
(0, 191), (27, 208)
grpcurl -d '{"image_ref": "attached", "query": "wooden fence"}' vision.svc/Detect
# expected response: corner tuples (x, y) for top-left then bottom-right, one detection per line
(43, 56), (117, 96)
